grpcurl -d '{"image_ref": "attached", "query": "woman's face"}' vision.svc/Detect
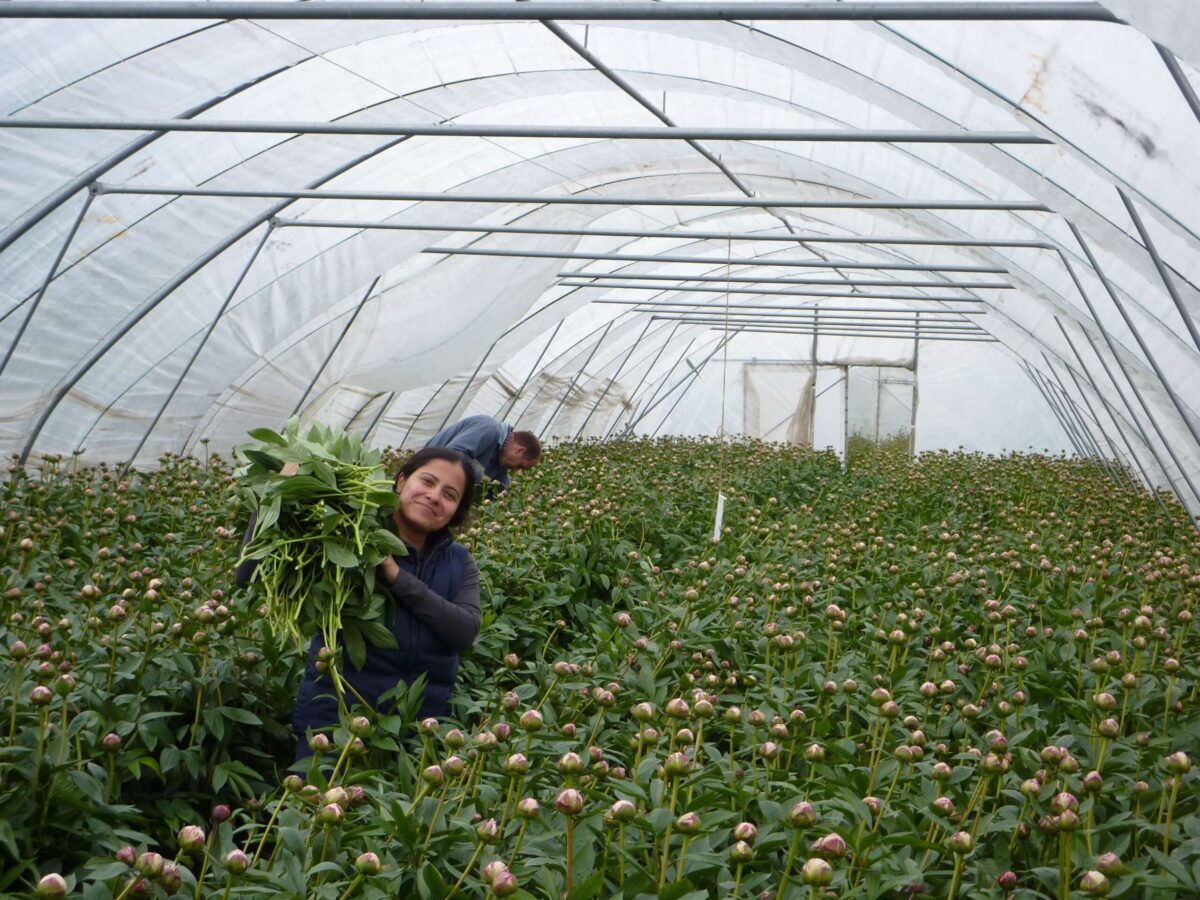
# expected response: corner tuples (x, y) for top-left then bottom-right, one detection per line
(395, 459), (467, 534)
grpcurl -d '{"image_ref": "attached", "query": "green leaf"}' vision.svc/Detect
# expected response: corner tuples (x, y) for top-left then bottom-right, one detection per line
(323, 540), (358, 568)
(216, 706), (263, 726)
(243, 449), (283, 472)
(248, 427), (288, 446)
(372, 528), (409, 557)
(657, 880), (702, 900)
(564, 871), (604, 900)
(419, 863), (448, 900)
(344, 624), (367, 671)
(358, 619), (399, 650)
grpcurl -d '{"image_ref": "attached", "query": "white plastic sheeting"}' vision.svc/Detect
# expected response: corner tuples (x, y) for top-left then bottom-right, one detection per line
(0, 1), (1198, 513)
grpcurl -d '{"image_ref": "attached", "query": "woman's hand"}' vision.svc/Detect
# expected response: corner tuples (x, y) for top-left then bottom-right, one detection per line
(379, 556), (401, 585)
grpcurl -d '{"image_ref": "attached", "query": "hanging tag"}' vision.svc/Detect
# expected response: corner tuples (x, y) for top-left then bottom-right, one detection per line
(712, 491), (726, 542)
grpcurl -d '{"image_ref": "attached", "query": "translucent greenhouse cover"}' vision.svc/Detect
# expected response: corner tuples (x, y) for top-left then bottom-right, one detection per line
(1, 0), (1198, 514)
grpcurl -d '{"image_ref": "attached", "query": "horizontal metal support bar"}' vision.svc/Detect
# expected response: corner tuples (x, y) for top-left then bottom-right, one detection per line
(96, 183), (1050, 211)
(649, 314), (984, 333)
(1, 118), (1051, 144)
(562, 270), (1010, 288)
(274, 218), (1055, 249)
(429, 245), (1006, 272)
(630, 312), (985, 330)
(594, 299), (985, 315)
(574, 282), (988, 302)
(691, 324), (999, 343)
(0, 2), (1120, 21)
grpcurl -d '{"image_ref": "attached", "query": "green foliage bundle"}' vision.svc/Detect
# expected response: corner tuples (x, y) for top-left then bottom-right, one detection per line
(236, 419), (407, 668)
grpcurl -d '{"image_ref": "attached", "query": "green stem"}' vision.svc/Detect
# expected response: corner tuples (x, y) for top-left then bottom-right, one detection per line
(1163, 778), (1181, 855)
(251, 792), (288, 867)
(948, 854), (965, 900)
(337, 874), (364, 900)
(446, 841), (485, 899)
(776, 831), (802, 900)
(565, 816), (575, 895)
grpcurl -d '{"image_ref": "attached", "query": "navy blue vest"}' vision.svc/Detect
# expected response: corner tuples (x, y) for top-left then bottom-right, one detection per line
(292, 531), (470, 747)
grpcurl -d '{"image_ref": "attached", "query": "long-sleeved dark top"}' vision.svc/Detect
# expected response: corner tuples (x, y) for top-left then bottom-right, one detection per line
(424, 415), (513, 491)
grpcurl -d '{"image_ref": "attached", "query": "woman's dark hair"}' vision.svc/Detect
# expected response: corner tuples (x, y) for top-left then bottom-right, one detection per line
(396, 447), (476, 528)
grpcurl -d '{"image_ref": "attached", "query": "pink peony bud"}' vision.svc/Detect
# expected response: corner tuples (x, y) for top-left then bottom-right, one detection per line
(732, 822), (757, 842)
(355, 852), (381, 875)
(223, 849), (249, 874)
(177, 825), (206, 853)
(729, 840), (755, 862)
(554, 788), (584, 816)
(800, 857), (833, 886)
(946, 831), (973, 854)
(35, 874), (68, 899)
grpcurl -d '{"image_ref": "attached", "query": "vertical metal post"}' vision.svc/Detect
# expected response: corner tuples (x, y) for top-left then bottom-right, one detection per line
(909, 312), (920, 456)
(1068, 222), (1200, 452)
(362, 392), (397, 445)
(574, 319), (651, 440)
(603, 322), (681, 439)
(647, 330), (741, 437)
(620, 336), (698, 436)
(498, 320), (563, 421)
(0, 188), (95, 378)
(124, 223), (273, 470)
(399, 384), (449, 448)
(1055, 317), (1163, 497)
(290, 275), (382, 418)
(433, 337), (501, 435)
(1039, 353), (1122, 487)
(537, 320), (614, 436)
(1155, 43), (1200, 126)
(1049, 352), (1138, 492)
(1115, 186), (1200, 356)
(1021, 362), (1089, 462)
(1054, 244), (1200, 507)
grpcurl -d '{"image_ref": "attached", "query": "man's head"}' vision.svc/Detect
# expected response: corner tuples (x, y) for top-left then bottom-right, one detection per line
(499, 430), (542, 472)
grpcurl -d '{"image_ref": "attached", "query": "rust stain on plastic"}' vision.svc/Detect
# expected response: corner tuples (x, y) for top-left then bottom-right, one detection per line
(1021, 54), (1051, 115)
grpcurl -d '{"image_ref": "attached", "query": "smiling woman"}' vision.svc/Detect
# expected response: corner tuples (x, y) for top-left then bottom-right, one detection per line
(291, 446), (480, 759)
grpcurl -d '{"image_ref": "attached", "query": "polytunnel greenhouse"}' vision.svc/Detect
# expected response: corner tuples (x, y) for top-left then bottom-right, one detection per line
(2, 2), (1199, 899)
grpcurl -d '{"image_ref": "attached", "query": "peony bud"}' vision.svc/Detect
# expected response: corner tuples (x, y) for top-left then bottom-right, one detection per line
(518, 709), (544, 732)
(35, 874), (68, 899)
(1166, 751), (1191, 774)
(355, 852), (381, 875)
(177, 825), (206, 853)
(1079, 870), (1110, 895)
(475, 818), (501, 843)
(812, 833), (847, 859)
(222, 849), (249, 874)
(788, 801), (817, 828)
(554, 788), (584, 816)
(491, 871), (519, 896)
(516, 797), (541, 819)
(729, 840), (755, 863)
(800, 857), (833, 886)
(947, 831), (973, 854)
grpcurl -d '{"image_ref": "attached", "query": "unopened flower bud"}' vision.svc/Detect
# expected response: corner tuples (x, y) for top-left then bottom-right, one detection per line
(801, 857), (833, 886)
(554, 788), (584, 816)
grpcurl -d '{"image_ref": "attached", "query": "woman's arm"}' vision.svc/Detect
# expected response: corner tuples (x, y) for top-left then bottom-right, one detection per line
(382, 557), (481, 650)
